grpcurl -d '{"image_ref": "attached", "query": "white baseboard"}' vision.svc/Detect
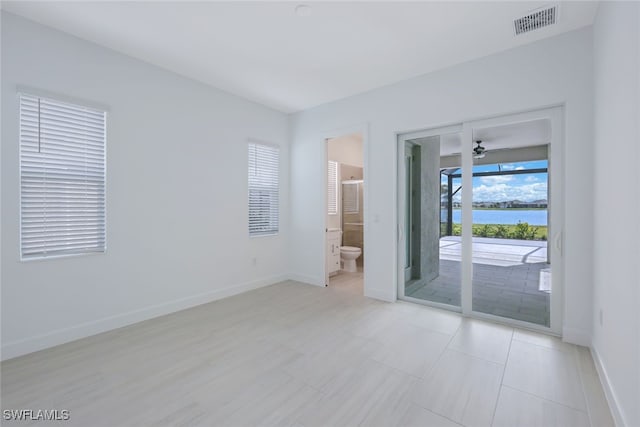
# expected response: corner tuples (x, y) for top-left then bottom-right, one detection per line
(591, 345), (627, 427)
(1, 274), (287, 361)
(288, 272), (395, 303)
(562, 326), (591, 346)
(287, 273), (324, 287)
(364, 287), (395, 302)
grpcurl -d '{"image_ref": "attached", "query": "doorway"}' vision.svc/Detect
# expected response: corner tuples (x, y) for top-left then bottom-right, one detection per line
(397, 108), (563, 334)
(325, 132), (365, 294)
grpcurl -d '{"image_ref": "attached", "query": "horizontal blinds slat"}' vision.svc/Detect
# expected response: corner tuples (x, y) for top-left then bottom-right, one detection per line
(22, 226), (105, 233)
(21, 95), (104, 119)
(20, 111), (105, 135)
(22, 233), (105, 240)
(22, 199), (105, 205)
(20, 134), (105, 149)
(22, 175), (104, 184)
(21, 145), (105, 159)
(21, 132), (105, 149)
(248, 143), (279, 236)
(20, 93), (106, 259)
(21, 138), (104, 156)
(21, 165), (105, 176)
(22, 245), (105, 257)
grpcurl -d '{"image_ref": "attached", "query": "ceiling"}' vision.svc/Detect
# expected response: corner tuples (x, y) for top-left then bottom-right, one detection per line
(473, 119), (551, 151)
(420, 118), (551, 156)
(2, 1), (599, 113)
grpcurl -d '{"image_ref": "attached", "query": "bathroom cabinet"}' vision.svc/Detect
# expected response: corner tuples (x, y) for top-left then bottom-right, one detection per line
(327, 229), (341, 275)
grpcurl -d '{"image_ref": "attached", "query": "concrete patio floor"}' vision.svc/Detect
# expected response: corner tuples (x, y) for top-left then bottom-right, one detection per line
(405, 236), (550, 327)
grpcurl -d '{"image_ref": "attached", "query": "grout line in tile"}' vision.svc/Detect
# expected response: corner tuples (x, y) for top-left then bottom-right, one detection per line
(420, 317), (463, 381)
(511, 336), (575, 353)
(490, 328), (514, 426)
(407, 401), (466, 427)
(572, 346), (598, 427)
(500, 384), (589, 414)
(444, 346), (507, 367)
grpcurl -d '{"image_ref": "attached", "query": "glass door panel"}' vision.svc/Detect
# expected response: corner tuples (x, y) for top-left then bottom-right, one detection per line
(403, 134), (461, 308)
(470, 145), (551, 327)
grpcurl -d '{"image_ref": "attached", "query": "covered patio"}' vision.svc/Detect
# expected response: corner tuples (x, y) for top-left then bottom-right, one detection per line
(405, 236), (550, 327)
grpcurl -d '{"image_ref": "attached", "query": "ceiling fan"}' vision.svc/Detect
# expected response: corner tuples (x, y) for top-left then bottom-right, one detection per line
(473, 140), (486, 159)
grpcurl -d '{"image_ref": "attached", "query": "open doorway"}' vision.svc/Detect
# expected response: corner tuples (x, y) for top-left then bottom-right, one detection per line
(325, 132), (364, 294)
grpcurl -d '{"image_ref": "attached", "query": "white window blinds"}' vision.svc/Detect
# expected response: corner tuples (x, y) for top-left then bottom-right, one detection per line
(343, 182), (359, 214)
(248, 142), (279, 236)
(327, 161), (338, 215)
(19, 93), (107, 260)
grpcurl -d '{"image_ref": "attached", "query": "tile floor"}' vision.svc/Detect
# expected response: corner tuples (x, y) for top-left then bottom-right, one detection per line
(406, 236), (551, 326)
(1, 279), (613, 426)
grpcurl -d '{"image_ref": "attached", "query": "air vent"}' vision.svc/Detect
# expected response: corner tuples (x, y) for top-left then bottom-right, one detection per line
(514, 6), (557, 35)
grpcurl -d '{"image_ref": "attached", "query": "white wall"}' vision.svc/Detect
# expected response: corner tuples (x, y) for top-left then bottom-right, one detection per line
(290, 28), (594, 343)
(592, 3), (640, 426)
(0, 13), (289, 360)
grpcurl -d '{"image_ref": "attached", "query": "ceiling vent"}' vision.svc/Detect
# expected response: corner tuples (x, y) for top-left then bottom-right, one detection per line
(514, 6), (557, 35)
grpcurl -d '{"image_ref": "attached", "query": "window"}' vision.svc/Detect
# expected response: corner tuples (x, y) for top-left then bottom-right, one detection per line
(19, 93), (106, 260)
(327, 160), (338, 215)
(343, 181), (360, 214)
(248, 142), (279, 236)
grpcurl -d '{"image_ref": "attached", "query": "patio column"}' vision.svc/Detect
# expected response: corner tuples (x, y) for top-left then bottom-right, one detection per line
(447, 174), (453, 236)
(420, 136), (441, 283)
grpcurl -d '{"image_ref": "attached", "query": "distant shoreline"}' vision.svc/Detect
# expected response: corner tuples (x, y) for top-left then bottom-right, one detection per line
(450, 208), (548, 226)
(462, 207), (547, 211)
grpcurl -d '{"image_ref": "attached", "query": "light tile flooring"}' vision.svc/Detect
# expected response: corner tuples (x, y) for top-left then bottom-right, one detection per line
(1, 280), (613, 427)
(406, 237), (551, 326)
(329, 267), (364, 295)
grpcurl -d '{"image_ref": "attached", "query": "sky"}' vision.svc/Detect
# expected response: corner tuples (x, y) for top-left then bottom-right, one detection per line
(444, 160), (548, 202)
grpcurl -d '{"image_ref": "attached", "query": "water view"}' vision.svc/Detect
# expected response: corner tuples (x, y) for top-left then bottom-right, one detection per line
(451, 209), (547, 226)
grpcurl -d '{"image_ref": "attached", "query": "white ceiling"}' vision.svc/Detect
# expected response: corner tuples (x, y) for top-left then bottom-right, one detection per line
(427, 118), (551, 156)
(2, 1), (599, 113)
(473, 119), (551, 151)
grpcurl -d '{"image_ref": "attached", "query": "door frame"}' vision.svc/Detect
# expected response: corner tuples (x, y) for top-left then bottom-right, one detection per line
(323, 124), (369, 291)
(396, 106), (564, 336)
(403, 142), (413, 282)
(397, 124), (462, 311)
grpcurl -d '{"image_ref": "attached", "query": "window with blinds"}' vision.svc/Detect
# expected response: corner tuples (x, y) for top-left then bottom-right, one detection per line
(248, 142), (279, 236)
(343, 182), (359, 214)
(327, 160), (338, 215)
(19, 93), (107, 260)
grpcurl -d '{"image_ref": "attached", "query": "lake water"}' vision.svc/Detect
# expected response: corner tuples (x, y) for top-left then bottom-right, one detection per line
(450, 209), (547, 226)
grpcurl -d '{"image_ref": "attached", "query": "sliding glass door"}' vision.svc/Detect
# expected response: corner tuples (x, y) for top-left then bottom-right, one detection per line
(398, 108), (563, 334)
(400, 130), (462, 310)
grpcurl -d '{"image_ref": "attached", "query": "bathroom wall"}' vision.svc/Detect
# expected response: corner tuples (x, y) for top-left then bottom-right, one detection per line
(341, 165), (364, 266)
(327, 133), (363, 168)
(327, 135), (364, 233)
(341, 164), (362, 182)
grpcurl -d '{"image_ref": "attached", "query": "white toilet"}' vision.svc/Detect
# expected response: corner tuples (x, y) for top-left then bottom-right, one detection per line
(340, 246), (362, 272)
